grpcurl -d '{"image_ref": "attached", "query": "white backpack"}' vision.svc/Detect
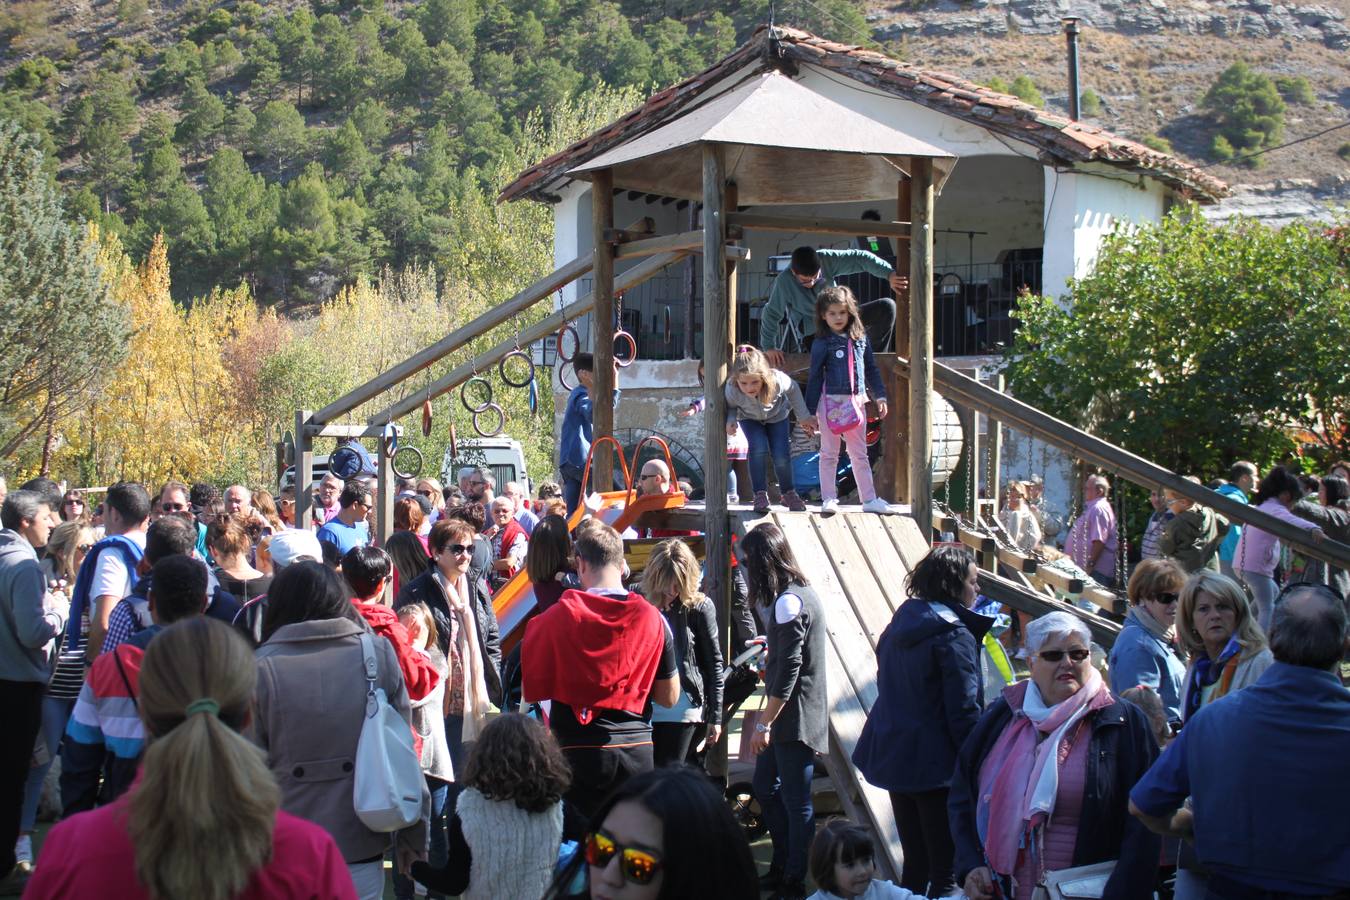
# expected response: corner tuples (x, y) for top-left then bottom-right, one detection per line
(353, 632), (423, 832)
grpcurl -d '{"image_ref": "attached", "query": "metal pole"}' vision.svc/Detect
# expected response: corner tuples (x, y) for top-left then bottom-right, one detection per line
(1064, 17), (1082, 120)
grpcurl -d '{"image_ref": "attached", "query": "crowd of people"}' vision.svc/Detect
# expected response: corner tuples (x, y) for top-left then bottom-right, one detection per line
(0, 234), (1346, 900)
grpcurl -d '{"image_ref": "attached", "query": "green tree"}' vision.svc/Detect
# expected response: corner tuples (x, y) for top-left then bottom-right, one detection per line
(274, 7), (319, 105)
(349, 97), (391, 150)
(175, 76), (227, 151)
(324, 117), (374, 190)
(82, 120), (134, 210)
(644, 18), (698, 87)
(693, 12), (736, 66)
(250, 100), (309, 177)
(1079, 88), (1102, 117)
(1203, 62), (1285, 167)
(1004, 209), (1350, 472)
(244, 35), (283, 100)
(1010, 75), (1043, 106)
(223, 101), (256, 145)
(418, 0), (480, 54)
(269, 164), (338, 296)
(0, 121), (129, 462)
(203, 147), (277, 288)
(151, 39), (204, 92)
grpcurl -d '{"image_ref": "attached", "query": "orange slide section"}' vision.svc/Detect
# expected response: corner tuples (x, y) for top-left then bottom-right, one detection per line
(492, 436), (687, 649)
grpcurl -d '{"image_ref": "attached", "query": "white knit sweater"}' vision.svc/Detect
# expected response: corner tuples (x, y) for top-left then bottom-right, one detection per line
(456, 787), (563, 900)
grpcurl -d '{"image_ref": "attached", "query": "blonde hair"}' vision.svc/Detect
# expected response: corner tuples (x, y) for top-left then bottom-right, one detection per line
(128, 618), (279, 900)
(46, 521), (94, 583)
(730, 347), (780, 405)
(1176, 570), (1268, 660)
(641, 539), (705, 611)
(397, 601), (439, 651)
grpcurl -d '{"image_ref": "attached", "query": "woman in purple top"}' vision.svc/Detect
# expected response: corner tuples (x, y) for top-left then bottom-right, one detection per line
(1232, 467), (1324, 630)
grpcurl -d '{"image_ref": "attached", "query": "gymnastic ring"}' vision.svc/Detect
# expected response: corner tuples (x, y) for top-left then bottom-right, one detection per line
(473, 403), (506, 438)
(460, 377), (493, 414)
(381, 422), (398, 457)
(421, 399), (433, 438)
(391, 445), (424, 480)
(498, 349), (536, 388)
(614, 330), (637, 368)
(527, 376), (539, 416)
(557, 360), (577, 391)
(556, 325), (580, 364)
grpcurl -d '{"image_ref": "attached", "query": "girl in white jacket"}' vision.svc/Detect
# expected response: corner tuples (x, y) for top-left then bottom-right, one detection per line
(808, 820), (937, 900)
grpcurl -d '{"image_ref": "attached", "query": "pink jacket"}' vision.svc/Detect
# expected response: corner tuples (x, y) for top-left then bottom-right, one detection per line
(1232, 497), (1319, 577)
(25, 794), (355, 899)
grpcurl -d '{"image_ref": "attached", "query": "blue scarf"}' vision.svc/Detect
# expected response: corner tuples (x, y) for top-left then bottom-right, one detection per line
(1183, 634), (1241, 720)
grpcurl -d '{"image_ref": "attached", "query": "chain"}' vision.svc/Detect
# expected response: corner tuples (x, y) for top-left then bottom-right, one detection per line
(964, 412), (976, 519)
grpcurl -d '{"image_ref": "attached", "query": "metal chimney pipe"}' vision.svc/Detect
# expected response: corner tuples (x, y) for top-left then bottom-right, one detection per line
(1063, 16), (1082, 120)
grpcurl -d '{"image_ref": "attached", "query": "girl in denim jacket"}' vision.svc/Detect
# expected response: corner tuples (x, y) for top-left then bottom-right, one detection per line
(804, 286), (892, 514)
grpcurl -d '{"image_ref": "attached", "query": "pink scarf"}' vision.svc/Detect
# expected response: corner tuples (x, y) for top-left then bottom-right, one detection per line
(975, 669), (1113, 878)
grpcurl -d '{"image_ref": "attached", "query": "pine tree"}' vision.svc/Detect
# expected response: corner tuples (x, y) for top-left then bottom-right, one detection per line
(250, 100), (310, 178)
(176, 76), (227, 152)
(203, 147), (277, 286)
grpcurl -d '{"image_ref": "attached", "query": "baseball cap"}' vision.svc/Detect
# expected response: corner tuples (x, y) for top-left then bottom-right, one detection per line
(268, 529), (323, 570)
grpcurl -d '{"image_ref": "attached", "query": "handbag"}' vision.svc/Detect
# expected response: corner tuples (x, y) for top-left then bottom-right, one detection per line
(821, 339), (866, 435)
(1031, 860), (1117, 900)
(353, 632), (424, 832)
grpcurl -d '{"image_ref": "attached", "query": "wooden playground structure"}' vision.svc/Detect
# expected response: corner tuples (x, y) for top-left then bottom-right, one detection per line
(293, 58), (1350, 879)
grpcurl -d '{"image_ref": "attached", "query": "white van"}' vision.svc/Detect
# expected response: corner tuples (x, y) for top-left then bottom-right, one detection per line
(441, 438), (530, 496)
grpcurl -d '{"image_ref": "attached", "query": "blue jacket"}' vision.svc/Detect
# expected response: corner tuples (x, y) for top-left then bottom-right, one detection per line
(852, 596), (992, 793)
(1108, 608), (1187, 722)
(1215, 482), (1247, 563)
(1131, 662), (1350, 896)
(558, 385), (621, 471)
(951, 693), (1161, 900)
(804, 332), (887, 413)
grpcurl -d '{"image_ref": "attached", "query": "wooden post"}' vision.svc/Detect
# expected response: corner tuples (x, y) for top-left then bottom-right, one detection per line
(591, 170), (616, 491)
(684, 203), (698, 360)
(701, 144), (731, 774)
(376, 438), (394, 546)
(989, 373), (1005, 524)
(295, 408), (314, 529)
(965, 403), (980, 524)
(725, 183), (739, 357)
(909, 159), (935, 539)
(883, 178), (912, 504)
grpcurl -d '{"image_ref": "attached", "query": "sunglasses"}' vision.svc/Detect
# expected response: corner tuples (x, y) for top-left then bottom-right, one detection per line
(161, 502), (187, 512)
(64, 498), (84, 506)
(1153, 592), (1180, 606)
(585, 830), (663, 886)
(417, 490), (435, 497)
(445, 544), (473, 556)
(1036, 648), (1091, 664)
(77, 543), (94, 552)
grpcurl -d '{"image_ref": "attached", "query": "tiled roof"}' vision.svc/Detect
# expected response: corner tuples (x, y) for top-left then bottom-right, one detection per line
(499, 25), (1229, 204)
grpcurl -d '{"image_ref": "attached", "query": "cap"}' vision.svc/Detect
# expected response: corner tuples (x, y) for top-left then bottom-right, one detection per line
(268, 529), (323, 570)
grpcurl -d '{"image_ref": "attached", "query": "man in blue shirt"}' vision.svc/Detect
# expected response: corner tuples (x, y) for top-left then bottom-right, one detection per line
(1216, 461), (1258, 581)
(315, 480), (372, 557)
(558, 352), (619, 515)
(1129, 583), (1350, 900)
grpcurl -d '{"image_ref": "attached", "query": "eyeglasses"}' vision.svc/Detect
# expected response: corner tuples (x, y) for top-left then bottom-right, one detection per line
(77, 543), (93, 552)
(469, 481), (487, 488)
(445, 544), (473, 556)
(640, 473), (663, 481)
(63, 498), (84, 506)
(161, 502), (187, 512)
(1036, 648), (1091, 664)
(585, 830), (663, 886)
(417, 490), (435, 498)
(1153, 592), (1180, 606)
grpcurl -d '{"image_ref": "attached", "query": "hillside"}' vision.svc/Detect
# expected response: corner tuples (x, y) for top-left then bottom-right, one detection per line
(0, 0), (1344, 312)
(865, 0), (1350, 221)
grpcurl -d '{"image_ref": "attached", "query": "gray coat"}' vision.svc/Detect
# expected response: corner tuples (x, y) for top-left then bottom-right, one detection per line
(253, 617), (429, 862)
(763, 584), (828, 753)
(724, 370), (810, 426)
(0, 529), (64, 683)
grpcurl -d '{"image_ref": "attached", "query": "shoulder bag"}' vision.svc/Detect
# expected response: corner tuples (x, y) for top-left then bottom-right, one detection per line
(821, 339), (866, 435)
(353, 632), (424, 832)
(1031, 860), (1117, 900)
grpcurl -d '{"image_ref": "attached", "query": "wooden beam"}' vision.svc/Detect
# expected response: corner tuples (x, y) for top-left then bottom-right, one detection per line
(997, 545), (1040, 573)
(601, 218), (655, 243)
(592, 169), (616, 492)
(976, 571), (1121, 646)
(727, 211), (911, 239)
(375, 441), (394, 546)
(312, 255), (592, 426)
(990, 373), (1005, 513)
(305, 423), (403, 439)
(908, 159), (935, 539)
(369, 253), (689, 424)
(725, 182), (739, 367)
(882, 178), (911, 504)
(898, 360), (1350, 572)
(1035, 564), (1085, 595)
(614, 229), (751, 260)
(701, 141), (731, 675)
(295, 408), (314, 529)
(956, 522), (995, 555)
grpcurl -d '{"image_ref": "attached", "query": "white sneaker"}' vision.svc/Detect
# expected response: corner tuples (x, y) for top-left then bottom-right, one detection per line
(14, 834), (32, 871)
(862, 498), (894, 515)
(820, 498), (839, 515)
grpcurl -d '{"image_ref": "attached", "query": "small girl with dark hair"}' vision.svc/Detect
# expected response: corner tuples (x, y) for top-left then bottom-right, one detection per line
(808, 819), (932, 900)
(412, 714), (570, 900)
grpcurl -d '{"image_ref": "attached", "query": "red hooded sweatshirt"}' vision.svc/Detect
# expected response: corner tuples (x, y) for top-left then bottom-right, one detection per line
(521, 588), (664, 717)
(350, 600), (440, 702)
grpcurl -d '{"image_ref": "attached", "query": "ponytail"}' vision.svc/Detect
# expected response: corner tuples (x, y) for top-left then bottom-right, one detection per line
(126, 618), (280, 900)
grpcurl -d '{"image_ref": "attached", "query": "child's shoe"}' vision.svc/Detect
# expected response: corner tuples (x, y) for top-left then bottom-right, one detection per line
(862, 497), (894, 515)
(781, 490), (807, 512)
(753, 491), (771, 513)
(820, 498), (839, 516)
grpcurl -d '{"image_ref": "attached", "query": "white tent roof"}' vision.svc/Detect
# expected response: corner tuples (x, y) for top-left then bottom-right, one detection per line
(569, 70), (956, 204)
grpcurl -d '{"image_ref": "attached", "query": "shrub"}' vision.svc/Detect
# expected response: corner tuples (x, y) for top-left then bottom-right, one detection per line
(1079, 88), (1102, 117)
(1009, 75), (1043, 107)
(1273, 75), (1314, 105)
(1141, 133), (1173, 154)
(1203, 62), (1284, 167)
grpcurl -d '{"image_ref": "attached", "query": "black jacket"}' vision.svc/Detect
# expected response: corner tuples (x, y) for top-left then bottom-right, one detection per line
(763, 584), (828, 753)
(663, 598), (724, 725)
(396, 569), (503, 705)
(853, 596), (992, 793)
(948, 694), (1162, 900)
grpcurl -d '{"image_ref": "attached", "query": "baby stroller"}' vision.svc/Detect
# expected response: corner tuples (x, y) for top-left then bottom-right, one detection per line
(713, 637), (771, 839)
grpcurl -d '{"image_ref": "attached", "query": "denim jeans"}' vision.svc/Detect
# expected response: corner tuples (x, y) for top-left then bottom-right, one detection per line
(752, 738), (815, 882)
(1240, 570), (1279, 631)
(394, 777), (449, 899)
(739, 418), (795, 495)
(21, 695), (74, 832)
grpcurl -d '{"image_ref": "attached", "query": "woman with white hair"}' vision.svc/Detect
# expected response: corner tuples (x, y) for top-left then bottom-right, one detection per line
(949, 612), (1161, 900)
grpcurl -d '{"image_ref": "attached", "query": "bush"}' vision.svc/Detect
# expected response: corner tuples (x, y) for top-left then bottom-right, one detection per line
(1009, 75), (1043, 107)
(1079, 88), (1102, 117)
(1203, 62), (1284, 167)
(5, 56), (57, 91)
(1273, 75), (1314, 105)
(986, 76), (1010, 93)
(1141, 133), (1173, 154)
(1338, 143), (1350, 161)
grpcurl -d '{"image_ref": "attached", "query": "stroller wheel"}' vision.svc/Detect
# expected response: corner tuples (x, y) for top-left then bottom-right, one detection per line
(726, 781), (767, 840)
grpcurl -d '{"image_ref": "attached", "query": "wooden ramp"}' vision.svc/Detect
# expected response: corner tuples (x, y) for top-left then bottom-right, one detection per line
(727, 507), (934, 883)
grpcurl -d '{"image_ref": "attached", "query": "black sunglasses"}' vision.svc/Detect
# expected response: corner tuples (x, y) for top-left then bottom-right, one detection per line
(1153, 592), (1180, 606)
(161, 502), (187, 512)
(445, 544), (473, 556)
(1037, 648), (1091, 663)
